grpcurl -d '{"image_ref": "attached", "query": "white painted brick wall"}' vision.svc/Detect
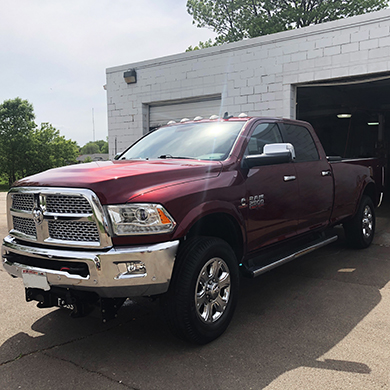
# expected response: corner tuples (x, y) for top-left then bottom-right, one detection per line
(106, 9), (390, 158)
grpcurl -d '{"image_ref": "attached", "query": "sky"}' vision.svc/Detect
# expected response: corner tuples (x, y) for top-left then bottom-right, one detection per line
(0, 0), (215, 147)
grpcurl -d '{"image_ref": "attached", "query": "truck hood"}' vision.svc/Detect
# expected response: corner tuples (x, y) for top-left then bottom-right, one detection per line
(15, 160), (223, 204)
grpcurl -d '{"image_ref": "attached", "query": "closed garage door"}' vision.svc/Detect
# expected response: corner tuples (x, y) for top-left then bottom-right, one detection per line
(149, 97), (222, 130)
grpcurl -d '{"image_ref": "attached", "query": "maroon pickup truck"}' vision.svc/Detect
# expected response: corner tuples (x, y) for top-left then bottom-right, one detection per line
(1, 115), (380, 344)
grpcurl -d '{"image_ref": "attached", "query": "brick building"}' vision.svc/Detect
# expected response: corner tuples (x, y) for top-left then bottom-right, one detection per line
(106, 9), (390, 165)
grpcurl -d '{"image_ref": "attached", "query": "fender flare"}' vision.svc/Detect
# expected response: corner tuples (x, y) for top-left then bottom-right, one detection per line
(172, 200), (246, 247)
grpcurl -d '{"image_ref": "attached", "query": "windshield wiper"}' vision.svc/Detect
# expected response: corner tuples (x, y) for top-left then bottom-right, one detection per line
(157, 154), (191, 159)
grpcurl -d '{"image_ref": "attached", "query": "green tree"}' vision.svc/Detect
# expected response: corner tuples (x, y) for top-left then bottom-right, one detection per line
(80, 140), (108, 154)
(25, 123), (79, 176)
(0, 98), (35, 185)
(187, 0), (389, 44)
(186, 38), (216, 51)
(81, 141), (99, 154)
(95, 139), (108, 153)
(0, 98), (79, 185)
(82, 156), (93, 163)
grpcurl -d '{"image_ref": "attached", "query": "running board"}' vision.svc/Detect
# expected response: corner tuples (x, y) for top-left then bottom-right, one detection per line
(250, 235), (338, 278)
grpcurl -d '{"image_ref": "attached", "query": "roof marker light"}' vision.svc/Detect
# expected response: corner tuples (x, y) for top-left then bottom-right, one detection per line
(167, 120), (176, 125)
(180, 118), (190, 123)
(238, 113), (248, 118)
(209, 115), (219, 120)
(193, 116), (203, 121)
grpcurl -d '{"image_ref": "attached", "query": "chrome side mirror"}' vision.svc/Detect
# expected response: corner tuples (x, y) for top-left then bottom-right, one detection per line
(243, 143), (295, 168)
(263, 143), (296, 159)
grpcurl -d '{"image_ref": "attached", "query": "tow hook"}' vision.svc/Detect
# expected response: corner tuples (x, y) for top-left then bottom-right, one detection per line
(25, 288), (125, 322)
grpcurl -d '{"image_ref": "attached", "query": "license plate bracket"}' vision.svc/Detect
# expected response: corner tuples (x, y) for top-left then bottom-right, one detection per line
(22, 270), (50, 291)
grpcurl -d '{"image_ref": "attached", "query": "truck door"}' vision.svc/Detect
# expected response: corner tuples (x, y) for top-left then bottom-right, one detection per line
(282, 123), (333, 234)
(243, 122), (299, 253)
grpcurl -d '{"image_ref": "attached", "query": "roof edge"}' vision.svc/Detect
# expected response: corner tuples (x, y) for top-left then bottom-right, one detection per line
(106, 8), (390, 74)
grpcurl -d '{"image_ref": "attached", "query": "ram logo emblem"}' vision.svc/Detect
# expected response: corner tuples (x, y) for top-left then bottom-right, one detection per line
(249, 195), (265, 209)
(33, 208), (44, 225)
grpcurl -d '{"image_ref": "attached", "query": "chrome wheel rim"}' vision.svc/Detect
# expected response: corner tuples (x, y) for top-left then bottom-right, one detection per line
(362, 205), (373, 239)
(195, 257), (231, 323)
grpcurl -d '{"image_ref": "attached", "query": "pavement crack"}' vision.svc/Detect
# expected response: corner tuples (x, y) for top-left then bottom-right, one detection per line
(0, 316), (136, 368)
(41, 351), (138, 389)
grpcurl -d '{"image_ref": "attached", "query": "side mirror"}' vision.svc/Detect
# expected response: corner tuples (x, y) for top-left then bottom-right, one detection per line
(114, 153), (121, 160)
(243, 143), (295, 168)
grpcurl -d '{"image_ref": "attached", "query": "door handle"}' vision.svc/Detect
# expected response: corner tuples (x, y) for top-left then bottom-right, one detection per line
(321, 170), (332, 177)
(284, 175), (296, 182)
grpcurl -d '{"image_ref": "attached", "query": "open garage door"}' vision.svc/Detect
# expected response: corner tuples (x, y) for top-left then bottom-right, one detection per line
(296, 73), (390, 159)
(149, 97), (222, 130)
(296, 73), (390, 198)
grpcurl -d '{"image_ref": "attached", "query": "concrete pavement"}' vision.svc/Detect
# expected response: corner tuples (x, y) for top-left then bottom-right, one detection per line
(0, 191), (389, 389)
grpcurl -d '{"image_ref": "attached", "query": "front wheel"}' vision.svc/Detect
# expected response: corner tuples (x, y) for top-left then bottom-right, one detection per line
(161, 237), (239, 344)
(343, 195), (375, 249)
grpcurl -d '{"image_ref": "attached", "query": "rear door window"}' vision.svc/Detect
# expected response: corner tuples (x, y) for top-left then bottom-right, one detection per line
(283, 124), (319, 162)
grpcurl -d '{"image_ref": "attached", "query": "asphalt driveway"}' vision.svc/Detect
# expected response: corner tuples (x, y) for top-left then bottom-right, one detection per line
(0, 192), (389, 389)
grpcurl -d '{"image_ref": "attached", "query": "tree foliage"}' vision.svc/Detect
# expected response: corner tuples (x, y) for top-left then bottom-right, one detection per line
(0, 98), (36, 185)
(0, 98), (79, 186)
(80, 140), (108, 155)
(80, 142), (99, 154)
(25, 123), (79, 176)
(186, 38), (217, 51)
(186, 0), (389, 45)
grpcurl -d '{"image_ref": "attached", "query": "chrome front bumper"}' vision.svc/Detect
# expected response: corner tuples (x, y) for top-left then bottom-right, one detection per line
(2, 235), (179, 298)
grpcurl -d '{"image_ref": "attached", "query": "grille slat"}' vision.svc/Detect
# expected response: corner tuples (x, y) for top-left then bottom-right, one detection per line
(12, 194), (34, 211)
(46, 195), (92, 214)
(48, 220), (100, 242)
(12, 216), (37, 238)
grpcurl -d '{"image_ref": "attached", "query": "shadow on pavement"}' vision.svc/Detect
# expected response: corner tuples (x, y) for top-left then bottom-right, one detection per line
(1, 232), (389, 389)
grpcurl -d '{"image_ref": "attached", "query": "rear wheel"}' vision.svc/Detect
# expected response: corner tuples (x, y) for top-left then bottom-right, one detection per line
(343, 195), (375, 249)
(161, 237), (239, 344)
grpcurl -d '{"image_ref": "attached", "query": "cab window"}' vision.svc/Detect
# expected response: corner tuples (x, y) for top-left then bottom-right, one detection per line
(245, 123), (283, 156)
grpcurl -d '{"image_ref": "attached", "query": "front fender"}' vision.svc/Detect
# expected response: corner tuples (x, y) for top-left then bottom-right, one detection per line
(172, 200), (246, 242)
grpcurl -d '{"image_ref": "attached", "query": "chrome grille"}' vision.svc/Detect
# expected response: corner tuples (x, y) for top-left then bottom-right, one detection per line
(7, 187), (112, 248)
(48, 220), (100, 242)
(46, 195), (92, 214)
(12, 216), (37, 238)
(12, 193), (34, 211)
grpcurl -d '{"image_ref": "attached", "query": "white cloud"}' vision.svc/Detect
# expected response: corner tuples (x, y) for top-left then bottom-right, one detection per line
(0, 0), (215, 146)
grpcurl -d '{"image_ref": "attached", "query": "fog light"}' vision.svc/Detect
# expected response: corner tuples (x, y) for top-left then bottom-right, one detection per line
(126, 262), (146, 274)
(115, 261), (146, 279)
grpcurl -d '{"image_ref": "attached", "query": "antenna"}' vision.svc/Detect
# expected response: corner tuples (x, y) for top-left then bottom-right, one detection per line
(92, 108), (95, 141)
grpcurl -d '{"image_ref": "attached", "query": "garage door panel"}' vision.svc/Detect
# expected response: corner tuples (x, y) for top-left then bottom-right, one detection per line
(150, 99), (222, 129)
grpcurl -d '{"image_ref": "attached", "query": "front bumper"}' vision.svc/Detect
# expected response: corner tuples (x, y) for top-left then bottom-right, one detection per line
(2, 235), (179, 298)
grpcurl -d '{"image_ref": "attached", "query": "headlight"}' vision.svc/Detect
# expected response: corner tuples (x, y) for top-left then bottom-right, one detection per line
(106, 204), (176, 235)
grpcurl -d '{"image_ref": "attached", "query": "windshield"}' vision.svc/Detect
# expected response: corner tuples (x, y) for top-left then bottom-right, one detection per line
(120, 121), (245, 161)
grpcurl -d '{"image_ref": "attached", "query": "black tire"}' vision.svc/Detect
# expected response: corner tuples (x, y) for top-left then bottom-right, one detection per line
(343, 195), (375, 249)
(161, 237), (239, 344)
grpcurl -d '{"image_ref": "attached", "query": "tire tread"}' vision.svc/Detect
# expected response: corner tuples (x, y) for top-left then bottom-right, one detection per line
(161, 236), (239, 344)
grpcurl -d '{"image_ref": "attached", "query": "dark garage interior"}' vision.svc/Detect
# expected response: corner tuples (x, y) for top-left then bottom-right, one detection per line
(296, 73), (390, 200)
(296, 73), (390, 159)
